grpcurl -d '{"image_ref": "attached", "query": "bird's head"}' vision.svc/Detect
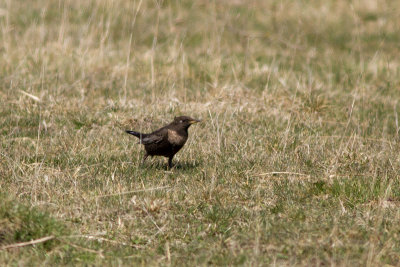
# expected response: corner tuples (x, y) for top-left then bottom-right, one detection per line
(173, 116), (201, 129)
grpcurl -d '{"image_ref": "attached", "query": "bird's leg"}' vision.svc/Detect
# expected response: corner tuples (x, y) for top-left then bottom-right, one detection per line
(141, 153), (149, 165)
(168, 156), (174, 169)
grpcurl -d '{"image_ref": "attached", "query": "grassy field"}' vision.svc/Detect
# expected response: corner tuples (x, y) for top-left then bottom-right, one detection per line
(1, 0), (400, 265)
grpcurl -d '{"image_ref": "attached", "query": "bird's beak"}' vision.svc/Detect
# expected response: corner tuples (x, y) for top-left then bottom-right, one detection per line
(189, 119), (201, 124)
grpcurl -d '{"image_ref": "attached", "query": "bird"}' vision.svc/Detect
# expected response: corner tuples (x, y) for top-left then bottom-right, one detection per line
(125, 116), (201, 168)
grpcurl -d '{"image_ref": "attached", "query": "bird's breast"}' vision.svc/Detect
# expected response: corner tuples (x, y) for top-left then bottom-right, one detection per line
(167, 129), (187, 146)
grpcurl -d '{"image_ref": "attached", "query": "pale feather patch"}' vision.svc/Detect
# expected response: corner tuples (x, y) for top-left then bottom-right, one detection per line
(167, 129), (186, 146)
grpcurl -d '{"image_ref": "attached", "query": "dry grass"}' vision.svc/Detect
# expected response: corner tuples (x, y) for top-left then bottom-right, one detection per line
(1, 0), (400, 265)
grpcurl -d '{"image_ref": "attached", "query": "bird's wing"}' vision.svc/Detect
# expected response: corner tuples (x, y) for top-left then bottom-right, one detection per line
(139, 133), (164, 145)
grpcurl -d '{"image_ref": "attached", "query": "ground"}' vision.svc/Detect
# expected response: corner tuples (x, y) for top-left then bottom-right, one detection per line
(1, 0), (400, 265)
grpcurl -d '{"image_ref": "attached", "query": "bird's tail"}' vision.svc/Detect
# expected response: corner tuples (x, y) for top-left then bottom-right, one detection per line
(125, 130), (143, 139)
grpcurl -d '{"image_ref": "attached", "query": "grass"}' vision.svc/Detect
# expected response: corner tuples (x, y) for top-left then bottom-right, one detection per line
(1, 0), (400, 265)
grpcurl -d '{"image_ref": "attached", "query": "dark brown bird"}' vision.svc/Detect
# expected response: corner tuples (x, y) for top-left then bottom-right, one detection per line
(125, 116), (201, 168)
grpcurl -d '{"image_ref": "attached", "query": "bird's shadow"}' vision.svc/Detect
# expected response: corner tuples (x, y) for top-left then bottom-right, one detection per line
(173, 160), (201, 170)
(142, 160), (201, 171)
